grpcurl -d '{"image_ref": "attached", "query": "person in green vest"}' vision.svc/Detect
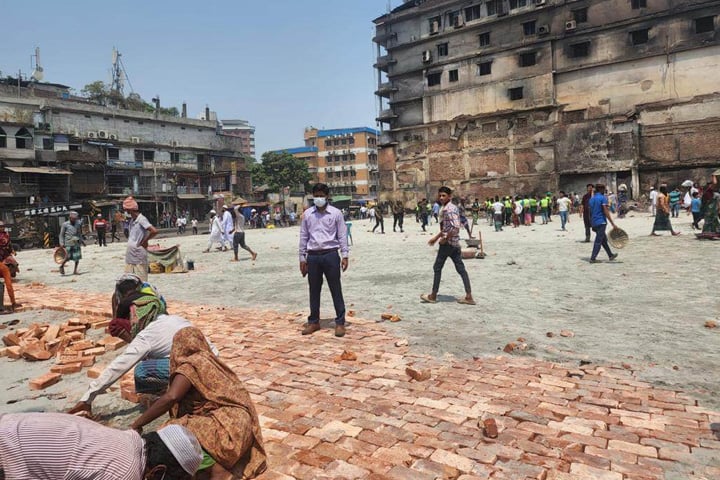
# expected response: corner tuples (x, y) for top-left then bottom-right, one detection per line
(529, 196), (538, 223)
(504, 196), (512, 226)
(545, 192), (554, 222)
(539, 195), (550, 224)
(471, 198), (481, 226)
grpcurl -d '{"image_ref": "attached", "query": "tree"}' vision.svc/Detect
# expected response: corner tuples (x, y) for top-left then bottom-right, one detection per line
(81, 81), (110, 105)
(254, 151), (312, 193)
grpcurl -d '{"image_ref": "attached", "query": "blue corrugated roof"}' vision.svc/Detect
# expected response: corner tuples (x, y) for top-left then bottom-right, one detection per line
(317, 127), (379, 138)
(272, 146), (318, 154)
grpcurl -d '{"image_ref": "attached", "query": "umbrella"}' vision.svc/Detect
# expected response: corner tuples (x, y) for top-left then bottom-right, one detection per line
(681, 180), (693, 188)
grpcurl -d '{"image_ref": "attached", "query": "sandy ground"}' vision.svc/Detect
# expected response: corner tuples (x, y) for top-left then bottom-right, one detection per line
(7, 209), (719, 410)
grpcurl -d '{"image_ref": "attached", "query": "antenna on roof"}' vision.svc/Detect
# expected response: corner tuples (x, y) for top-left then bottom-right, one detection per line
(30, 47), (44, 82)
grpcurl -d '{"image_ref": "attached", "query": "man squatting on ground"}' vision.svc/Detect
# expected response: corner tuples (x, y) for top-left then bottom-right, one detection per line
(421, 186), (476, 306)
(123, 196), (158, 282)
(0, 413), (202, 480)
(299, 183), (349, 338)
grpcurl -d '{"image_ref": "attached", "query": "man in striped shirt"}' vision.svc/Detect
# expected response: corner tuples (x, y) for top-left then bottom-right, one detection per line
(0, 413), (202, 479)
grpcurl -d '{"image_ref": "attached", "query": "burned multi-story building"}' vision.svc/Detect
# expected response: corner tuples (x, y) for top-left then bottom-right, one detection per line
(0, 79), (251, 226)
(373, 0), (720, 202)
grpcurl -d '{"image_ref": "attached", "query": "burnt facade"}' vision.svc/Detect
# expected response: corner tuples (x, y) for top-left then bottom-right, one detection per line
(373, 0), (720, 202)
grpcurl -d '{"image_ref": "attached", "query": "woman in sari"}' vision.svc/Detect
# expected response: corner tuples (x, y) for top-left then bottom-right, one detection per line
(131, 327), (266, 480)
(650, 185), (680, 236)
(699, 173), (720, 239)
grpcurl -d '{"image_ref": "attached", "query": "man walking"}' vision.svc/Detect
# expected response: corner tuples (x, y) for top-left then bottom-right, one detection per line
(232, 204), (257, 262)
(93, 213), (108, 247)
(59, 211), (82, 275)
(123, 196), (157, 282)
(221, 205), (233, 251)
(392, 201), (404, 233)
(557, 191), (572, 231)
(372, 205), (385, 234)
(649, 187), (658, 216)
(421, 186), (475, 305)
(580, 184), (594, 242)
(669, 186), (682, 218)
(589, 184), (618, 263)
(299, 183), (349, 337)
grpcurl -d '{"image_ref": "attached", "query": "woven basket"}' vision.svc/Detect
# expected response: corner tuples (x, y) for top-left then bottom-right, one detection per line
(53, 247), (67, 264)
(608, 227), (629, 249)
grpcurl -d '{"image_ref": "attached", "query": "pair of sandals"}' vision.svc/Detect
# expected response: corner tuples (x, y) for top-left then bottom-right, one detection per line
(420, 293), (476, 305)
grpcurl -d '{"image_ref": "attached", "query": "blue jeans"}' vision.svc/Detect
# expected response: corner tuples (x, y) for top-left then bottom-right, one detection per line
(671, 203), (680, 217)
(541, 207), (549, 224)
(307, 251), (346, 325)
(591, 223), (613, 260)
(559, 211), (569, 230)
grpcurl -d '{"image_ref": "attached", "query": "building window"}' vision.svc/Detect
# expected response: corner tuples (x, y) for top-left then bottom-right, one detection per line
(519, 52), (537, 67)
(631, 0), (646, 9)
(15, 128), (32, 149)
(509, 87), (524, 100)
(170, 152), (180, 163)
(427, 72), (442, 87)
(449, 69), (459, 82)
(134, 149), (154, 162)
(563, 110), (586, 123)
(487, 0), (502, 15)
(0, 127), (6, 148)
(523, 20), (536, 36)
(449, 11), (462, 26)
(341, 138), (347, 145)
(42, 138), (54, 150)
(325, 140), (331, 147)
(69, 144), (80, 151)
(516, 117), (528, 128)
(573, 7), (588, 23)
(465, 5), (481, 21)
(349, 137), (355, 144)
(479, 32), (491, 46)
(510, 0), (527, 10)
(695, 16), (715, 34)
(569, 41), (590, 58)
(107, 148), (120, 160)
(429, 16), (441, 34)
(482, 122), (497, 133)
(631, 28), (649, 45)
(477, 61), (492, 76)
(437, 43), (449, 57)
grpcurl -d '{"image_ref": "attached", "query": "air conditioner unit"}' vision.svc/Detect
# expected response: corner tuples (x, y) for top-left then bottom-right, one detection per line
(87, 131), (97, 139)
(565, 20), (577, 31)
(131, 137), (141, 144)
(535, 0), (546, 6)
(108, 133), (118, 141)
(537, 25), (550, 35)
(97, 130), (108, 139)
(422, 50), (432, 63)
(430, 21), (440, 34)
(454, 16), (464, 28)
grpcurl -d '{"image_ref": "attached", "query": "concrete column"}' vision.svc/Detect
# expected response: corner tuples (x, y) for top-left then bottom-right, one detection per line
(631, 166), (640, 200)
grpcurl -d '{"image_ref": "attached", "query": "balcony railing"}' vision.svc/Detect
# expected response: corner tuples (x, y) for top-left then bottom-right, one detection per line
(176, 186), (200, 195)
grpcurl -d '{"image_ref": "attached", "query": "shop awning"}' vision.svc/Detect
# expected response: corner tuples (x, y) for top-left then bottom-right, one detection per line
(5, 166), (73, 175)
(331, 195), (352, 202)
(90, 200), (121, 207)
(177, 193), (207, 200)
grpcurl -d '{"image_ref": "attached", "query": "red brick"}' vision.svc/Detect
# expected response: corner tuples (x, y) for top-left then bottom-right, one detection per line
(50, 362), (83, 374)
(29, 372), (61, 390)
(608, 440), (657, 458)
(358, 429), (399, 448)
(292, 449), (334, 468)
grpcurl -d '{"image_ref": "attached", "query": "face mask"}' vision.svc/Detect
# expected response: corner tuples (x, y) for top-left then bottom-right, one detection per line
(313, 197), (327, 208)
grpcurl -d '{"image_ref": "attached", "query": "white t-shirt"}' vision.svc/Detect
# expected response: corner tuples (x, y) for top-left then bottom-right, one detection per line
(557, 197), (572, 212)
(649, 190), (658, 205)
(492, 202), (505, 214)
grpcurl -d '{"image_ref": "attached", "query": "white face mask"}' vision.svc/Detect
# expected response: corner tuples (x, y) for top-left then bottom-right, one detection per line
(313, 197), (327, 208)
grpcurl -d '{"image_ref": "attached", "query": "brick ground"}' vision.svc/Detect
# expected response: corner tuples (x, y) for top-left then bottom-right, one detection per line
(14, 283), (720, 479)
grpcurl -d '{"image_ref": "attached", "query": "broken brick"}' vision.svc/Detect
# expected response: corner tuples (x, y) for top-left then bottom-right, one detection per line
(29, 372), (62, 390)
(50, 362), (83, 374)
(87, 365), (104, 379)
(21, 344), (52, 361)
(406, 367), (431, 382)
(482, 418), (499, 438)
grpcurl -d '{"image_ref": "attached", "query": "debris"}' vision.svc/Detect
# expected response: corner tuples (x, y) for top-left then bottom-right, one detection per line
(507, 259), (516, 265)
(560, 330), (575, 338)
(389, 315), (402, 322)
(672, 365), (679, 371)
(87, 366), (104, 379)
(380, 313), (393, 320)
(503, 342), (517, 353)
(21, 345), (53, 361)
(29, 372), (62, 390)
(405, 367), (431, 382)
(621, 363), (632, 370)
(338, 350), (357, 361)
(546, 332), (555, 337)
(347, 310), (355, 317)
(482, 418), (498, 438)
(517, 337), (525, 342)
(395, 339), (409, 347)
(50, 362), (83, 374)
(704, 320), (717, 329)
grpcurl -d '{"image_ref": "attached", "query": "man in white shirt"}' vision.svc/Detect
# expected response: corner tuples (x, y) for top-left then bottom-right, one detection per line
(68, 314), (217, 415)
(492, 196), (505, 232)
(221, 205), (234, 251)
(557, 191), (572, 231)
(123, 196), (158, 282)
(649, 187), (658, 216)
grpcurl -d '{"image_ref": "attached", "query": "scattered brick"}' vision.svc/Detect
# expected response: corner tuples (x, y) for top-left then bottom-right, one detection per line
(405, 367), (431, 382)
(29, 372), (62, 390)
(50, 362), (83, 374)
(482, 418), (499, 438)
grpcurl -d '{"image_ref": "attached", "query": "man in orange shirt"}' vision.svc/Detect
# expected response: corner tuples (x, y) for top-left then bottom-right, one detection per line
(0, 221), (19, 311)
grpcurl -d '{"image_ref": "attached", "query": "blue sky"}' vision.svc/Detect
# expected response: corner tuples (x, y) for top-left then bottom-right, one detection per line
(1, 0), (394, 157)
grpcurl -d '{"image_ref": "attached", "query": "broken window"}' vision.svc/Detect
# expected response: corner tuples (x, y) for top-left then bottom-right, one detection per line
(509, 87), (524, 101)
(465, 5), (481, 21)
(479, 32), (491, 47)
(427, 72), (442, 86)
(429, 16), (441, 34)
(631, 28), (649, 45)
(519, 52), (537, 67)
(573, 7), (588, 23)
(482, 122), (497, 133)
(0, 127), (6, 148)
(695, 16), (715, 34)
(449, 69), (459, 82)
(437, 43), (449, 57)
(107, 148), (120, 160)
(477, 61), (492, 76)
(523, 21), (536, 35)
(569, 41), (590, 58)
(510, 0), (527, 10)
(631, 0), (646, 9)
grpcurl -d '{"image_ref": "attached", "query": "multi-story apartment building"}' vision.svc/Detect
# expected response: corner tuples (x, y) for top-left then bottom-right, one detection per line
(0, 79), (250, 224)
(220, 119), (256, 158)
(275, 127), (380, 198)
(374, 0), (720, 202)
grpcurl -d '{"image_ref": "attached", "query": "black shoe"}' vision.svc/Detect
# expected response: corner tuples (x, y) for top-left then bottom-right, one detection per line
(589, 259), (598, 263)
(609, 253), (618, 261)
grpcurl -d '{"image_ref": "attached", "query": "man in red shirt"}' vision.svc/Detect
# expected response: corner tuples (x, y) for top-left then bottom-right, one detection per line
(0, 221), (19, 311)
(93, 213), (108, 247)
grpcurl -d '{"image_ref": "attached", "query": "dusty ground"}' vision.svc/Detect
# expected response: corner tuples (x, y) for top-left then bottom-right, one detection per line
(8, 209), (719, 411)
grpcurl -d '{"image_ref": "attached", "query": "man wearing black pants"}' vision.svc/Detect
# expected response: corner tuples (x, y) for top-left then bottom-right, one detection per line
(232, 205), (257, 262)
(392, 201), (404, 233)
(299, 183), (350, 337)
(589, 184), (618, 263)
(580, 184), (594, 242)
(421, 186), (475, 306)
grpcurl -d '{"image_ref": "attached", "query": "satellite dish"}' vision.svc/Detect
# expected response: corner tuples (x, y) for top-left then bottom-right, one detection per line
(112, 48), (118, 65)
(31, 67), (44, 81)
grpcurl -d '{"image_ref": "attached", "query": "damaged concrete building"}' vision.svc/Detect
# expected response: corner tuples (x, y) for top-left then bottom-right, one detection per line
(373, 0), (720, 202)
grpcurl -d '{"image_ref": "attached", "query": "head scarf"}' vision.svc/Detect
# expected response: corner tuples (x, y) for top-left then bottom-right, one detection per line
(113, 274), (167, 338)
(156, 425), (203, 475)
(168, 327), (266, 477)
(123, 196), (139, 211)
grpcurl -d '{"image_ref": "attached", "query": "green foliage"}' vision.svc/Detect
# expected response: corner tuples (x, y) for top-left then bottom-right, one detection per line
(81, 81), (110, 105)
(80, 81), (180, 117)
(253, 151), (312, 193)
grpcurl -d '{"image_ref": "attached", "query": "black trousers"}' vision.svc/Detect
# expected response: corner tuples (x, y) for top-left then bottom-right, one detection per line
(96, 228), (106, 247)
(393, 214), (404, 231)
(307, 251), (345, 325)
(432, 244), (471, 294)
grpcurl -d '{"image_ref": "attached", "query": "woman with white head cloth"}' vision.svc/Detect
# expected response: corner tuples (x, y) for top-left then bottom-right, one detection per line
(0, 413), (202, 479)
(202, 210), (224, 253)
